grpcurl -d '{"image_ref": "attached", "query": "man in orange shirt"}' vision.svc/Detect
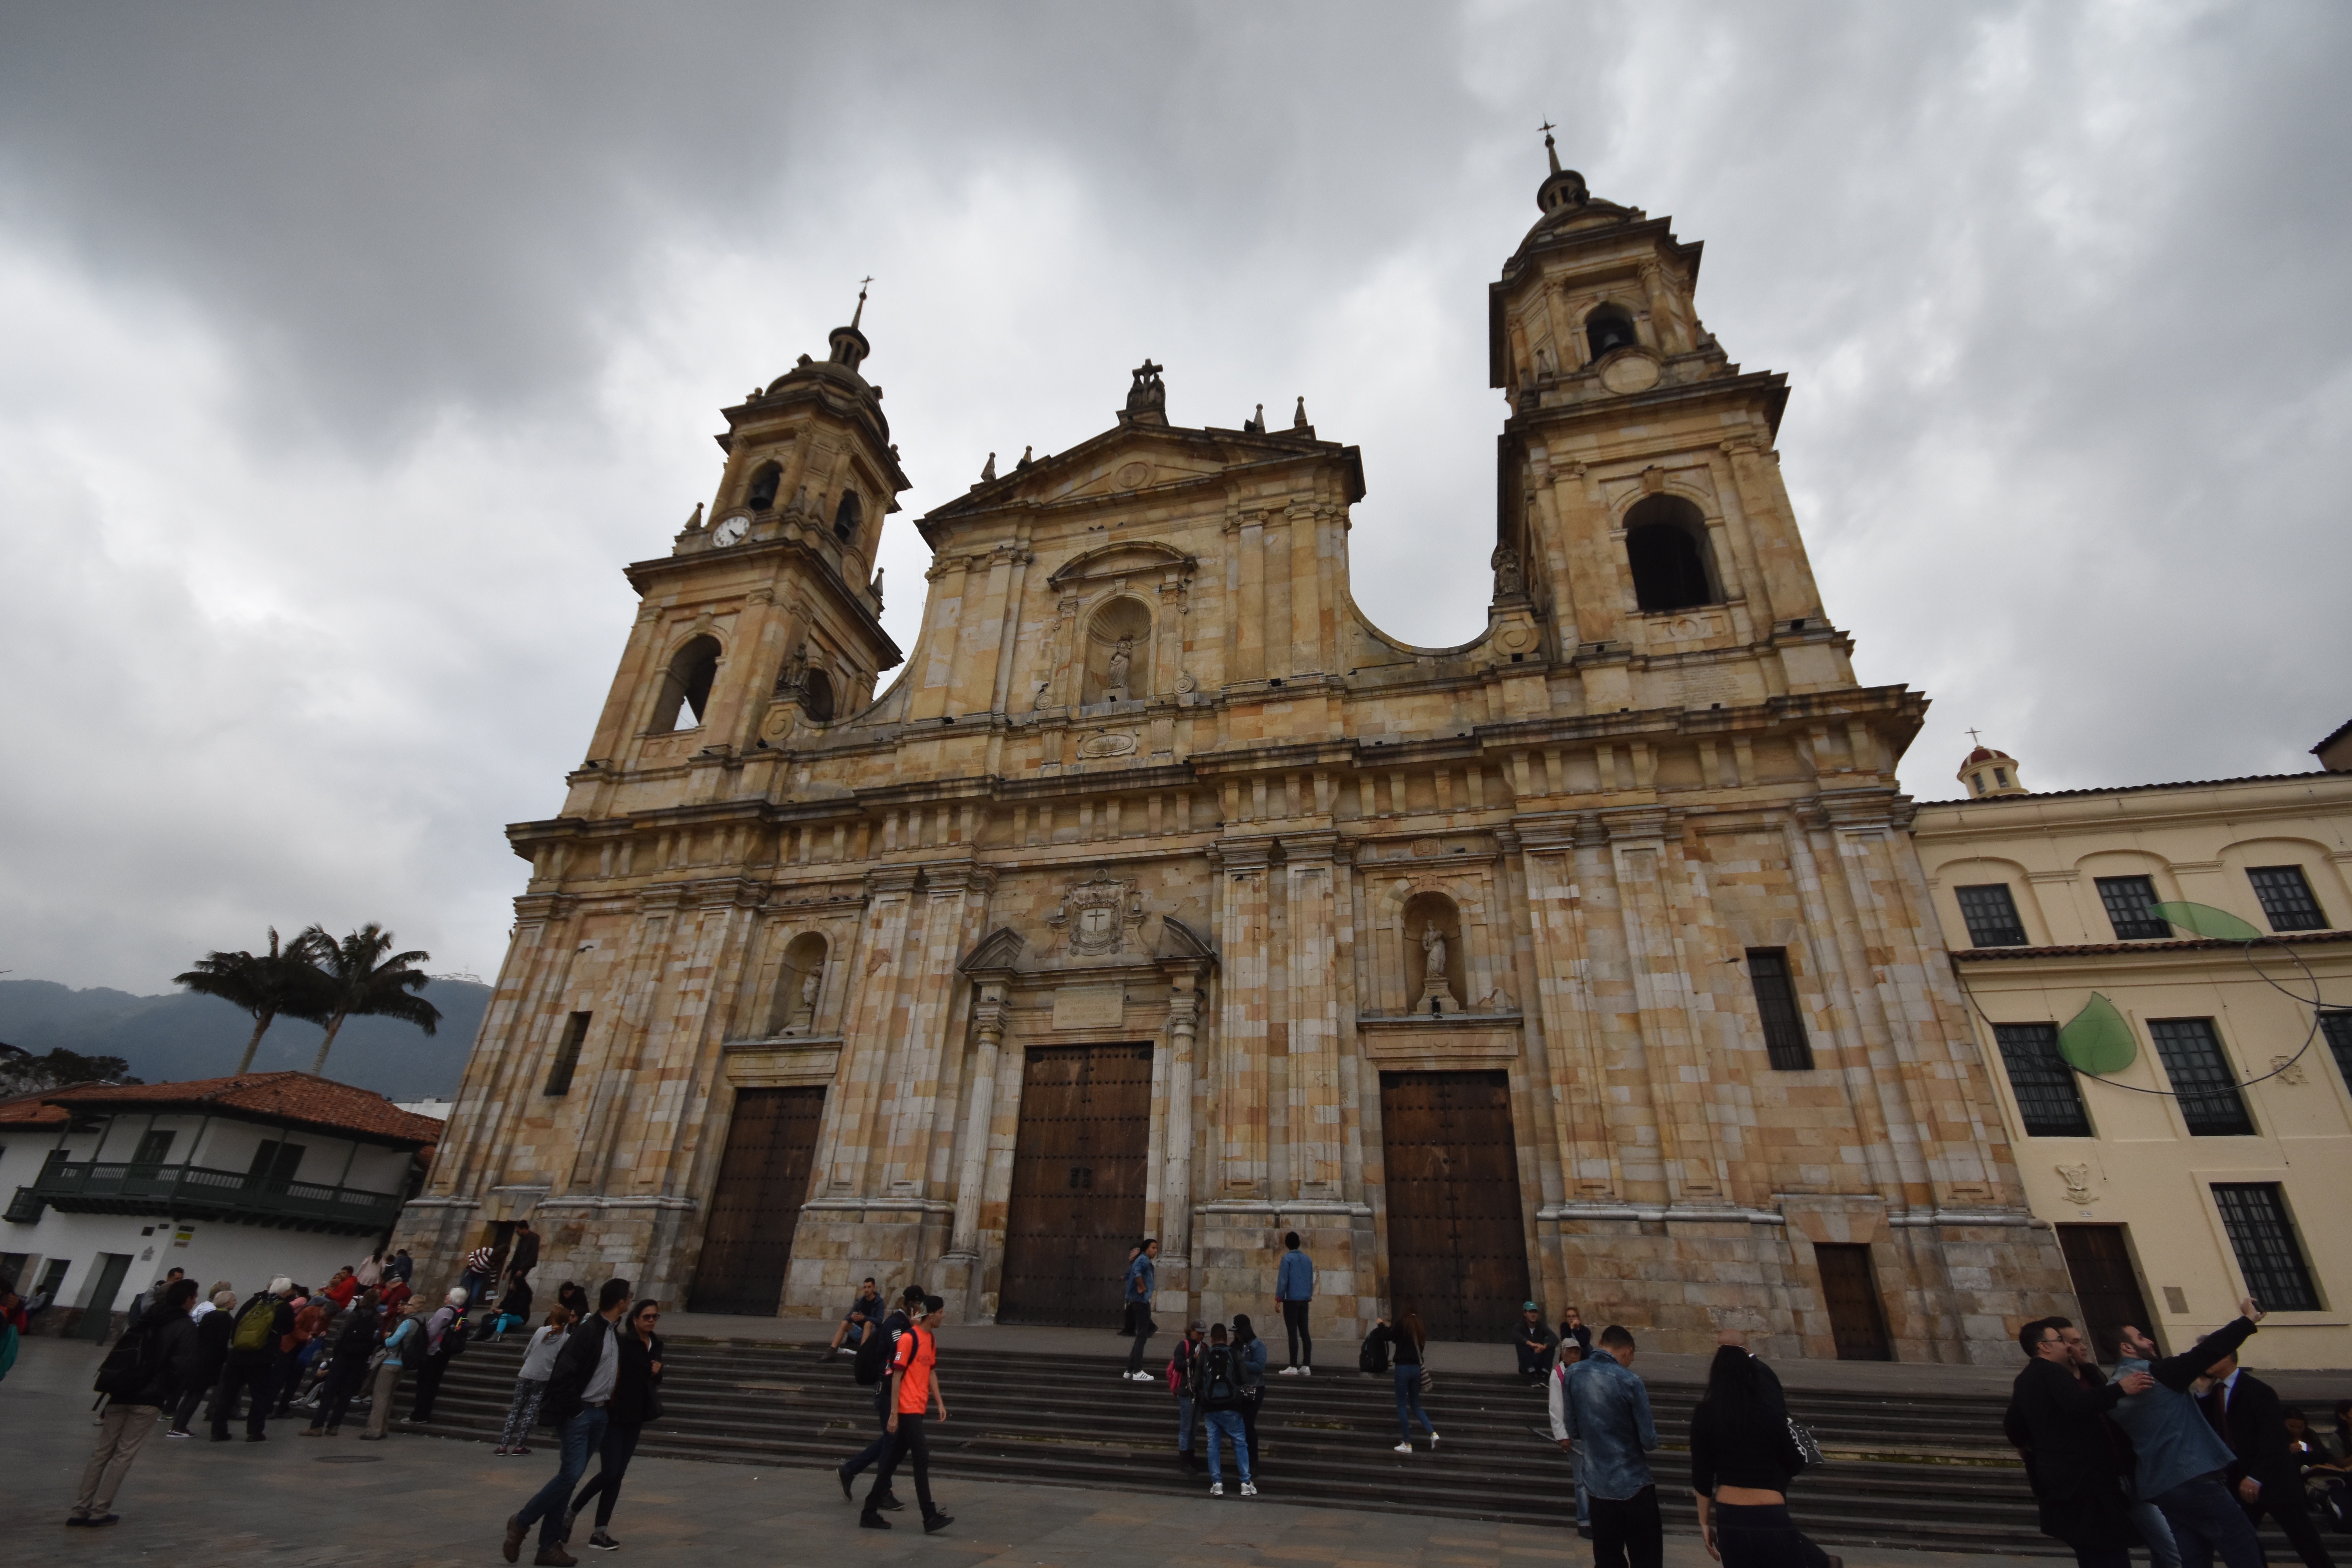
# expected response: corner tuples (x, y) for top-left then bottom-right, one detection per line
(862, 1295), (951, 1535)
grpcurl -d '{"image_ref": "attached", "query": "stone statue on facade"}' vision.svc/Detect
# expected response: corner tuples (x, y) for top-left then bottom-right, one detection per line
(1491, 544), (1524, 597)
(1125, 360), (1167, 421)
(1417, 920), (1459, 1015)
(1105, 637), (1133, 702)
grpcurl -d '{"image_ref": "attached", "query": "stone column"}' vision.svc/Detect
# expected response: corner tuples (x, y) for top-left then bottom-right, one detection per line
(949, 983), (1010, 1256)
(815, 866), (922, 1196)
(1233, 513), (1267, 683)
(1283, 835), (1344, 1198)
(1215, 839), (1275, 1196)
(1160, 983), (1202, 1261)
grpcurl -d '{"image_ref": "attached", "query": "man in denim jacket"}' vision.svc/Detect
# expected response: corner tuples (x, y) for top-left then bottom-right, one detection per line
(1556, 1324), (1660, 1568)
(2111, 1298), (2267, 1568)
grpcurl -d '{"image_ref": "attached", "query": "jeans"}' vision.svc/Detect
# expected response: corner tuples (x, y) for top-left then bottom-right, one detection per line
(1178, 1394), (1196, 1454)
(2245, 1486), (2339, 1568)
(1281, 1299), (1312, 1367)
(1591, 1484), (1664, 1568)
(73, 1403), (160, 1517)
(1517, 1341), (1556, 1380)
(1713, 1501), (1833, 1568)
(869, 1412), (935, 1515)
(1239, 1388), (1260, 1467)
(1127, 1314), (1158, 1376)
(519, 1405), (608, 1548)
(1393, 1364), (1433, 1444)
(570, 1420), (643, 1530)
(2150, 1473), (2264, 1568)
(211, 1357), (275, 1438)
(2131, 1496), (2181, 1568)
(1203, 1408), (1250, 1485)
(501, 1377), (548, 1448)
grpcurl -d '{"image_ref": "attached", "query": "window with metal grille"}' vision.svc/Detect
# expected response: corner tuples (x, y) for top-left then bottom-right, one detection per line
(2323, 1013), (2352, 1094)
(2095, 875), (2172, 940)
(1746, 949), (1814, 1069)
(2246, 866), (2328, 932)
(2209, 1183), (2321, 1311)
(1992, 1024), (2090, 1135)
(2149, 1018), (2253, 1135)
(1956, 884), (2030, 947)
(544, 1011), (592, 1097)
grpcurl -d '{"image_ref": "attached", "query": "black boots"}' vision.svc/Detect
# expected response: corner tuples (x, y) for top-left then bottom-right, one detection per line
(923, 1510), (953, 1535)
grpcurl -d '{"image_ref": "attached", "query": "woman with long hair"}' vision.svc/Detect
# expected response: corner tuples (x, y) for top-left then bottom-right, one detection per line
(1232, 1313), (1268, 1471)
(1369, 1307), (1439, 1454)
(568, 1298), (664, 1552)
(1689, 1343), (1835, 1568)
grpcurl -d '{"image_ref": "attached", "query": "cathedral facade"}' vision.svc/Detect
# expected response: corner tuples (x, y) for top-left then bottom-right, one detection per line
(401, 149), (2075, 1363)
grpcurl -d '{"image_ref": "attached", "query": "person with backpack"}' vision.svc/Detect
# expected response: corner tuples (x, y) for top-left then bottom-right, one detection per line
(566, 1298), (665, 1551)
(1275, 1232), (1315, 1376)
(495, 1304), (575, 1455)
(303, 1289), (383, 1437)
(1124, 1240), (1160, 1381)
(1232, 1313), (1268, 1472)
(1366, 1309), (1439, 1454)
(505, 1277), (633, 1567)
(861, 1294), (952, 1534)
(1170, 1319), (1207, 1472)
(211, 1277), (295, 1441)
(838, 1284), (926, 1510)
(361, 1302), (425, 1441)
(406, 1285), (471, 1423)
(1194, 1322), (1259, 1497)
(69, 1277), (205, 1526)
(169, 1288), (238, 1437)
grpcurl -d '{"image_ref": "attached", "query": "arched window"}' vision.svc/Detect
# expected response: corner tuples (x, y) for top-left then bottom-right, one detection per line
(1403, 891), (1465, 1014)
(1586, 304), (1638, 361)
(833, 490), (862, 542)
(802, 669), (835, 723)
(651, 635), (722, 733)
(1623, 494), (1719, 613)
(1082, 597), (1152, 704)
(770, 932), (828, 1033)
(746, 461), (782, 510)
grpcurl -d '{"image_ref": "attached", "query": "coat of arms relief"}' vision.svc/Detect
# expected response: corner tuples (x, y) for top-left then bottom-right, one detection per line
(1048, 872), (1147, 956)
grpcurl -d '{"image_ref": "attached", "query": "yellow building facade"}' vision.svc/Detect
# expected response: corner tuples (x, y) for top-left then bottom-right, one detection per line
(1915, 746), (2352, 1367)
(400, 150), (2076, 1362)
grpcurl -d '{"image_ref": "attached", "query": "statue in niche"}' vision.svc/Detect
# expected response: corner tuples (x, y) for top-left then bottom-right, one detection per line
(1491, 544), (1523, 597)
(1417, 921), (1459, 1015)
(788, 966), (821, 1031)
(1105, 637), (1134, 702)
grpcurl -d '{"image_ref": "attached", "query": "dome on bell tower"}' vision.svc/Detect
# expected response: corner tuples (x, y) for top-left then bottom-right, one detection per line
(1957, 735), (2028, 799)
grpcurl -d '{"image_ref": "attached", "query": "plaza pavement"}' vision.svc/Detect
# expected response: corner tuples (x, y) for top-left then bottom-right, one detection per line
(4, 1334), (2068, 1568)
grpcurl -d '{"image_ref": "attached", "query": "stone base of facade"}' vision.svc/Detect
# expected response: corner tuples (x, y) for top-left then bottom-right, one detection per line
(785, 1201), (957, 1319)
(1192, 1202), (1378, 1350)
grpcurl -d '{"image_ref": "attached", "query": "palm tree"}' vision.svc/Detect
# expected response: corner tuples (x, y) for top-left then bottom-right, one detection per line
(297, 922), (442, 1076)
(175, 928), (335, 1074)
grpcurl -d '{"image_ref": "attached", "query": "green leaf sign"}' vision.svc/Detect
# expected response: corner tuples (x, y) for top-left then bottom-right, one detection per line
(2058, 992), (2137, 1074)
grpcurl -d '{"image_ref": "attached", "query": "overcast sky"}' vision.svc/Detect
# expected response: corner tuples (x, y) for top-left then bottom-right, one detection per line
(3, 2), (2347, 993)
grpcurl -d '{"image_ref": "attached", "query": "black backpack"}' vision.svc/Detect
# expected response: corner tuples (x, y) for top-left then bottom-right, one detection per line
(430, 1309), (470, 1361)
(1200, 1345), (1240, 1407)
(1359, 1328), (1390, 1376)
(94, 1316), (160, 1398)
(852, 1319), (898, 1387)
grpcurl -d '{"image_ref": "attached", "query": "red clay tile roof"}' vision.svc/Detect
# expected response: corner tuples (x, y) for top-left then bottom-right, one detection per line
(31, 1072), (444, 1147)
(0, 1092), (69, 1127)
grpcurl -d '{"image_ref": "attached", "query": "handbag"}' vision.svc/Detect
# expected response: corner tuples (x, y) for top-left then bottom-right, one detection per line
(1419, 1366), (1434, 1393)
(1788, 1415), (1825, 1466)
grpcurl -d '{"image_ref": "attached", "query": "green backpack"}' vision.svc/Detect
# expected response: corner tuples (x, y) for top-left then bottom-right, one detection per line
(229, 1296), (278, 1354)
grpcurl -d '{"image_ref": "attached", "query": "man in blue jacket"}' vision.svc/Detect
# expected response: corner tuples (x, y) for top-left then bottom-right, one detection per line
(2111, 1298), (2267, 1568)
(1274, 1232), (1314, 1376)
(1559, 1324), (1660, 1568)
(1123, 1240), (1158, 1381)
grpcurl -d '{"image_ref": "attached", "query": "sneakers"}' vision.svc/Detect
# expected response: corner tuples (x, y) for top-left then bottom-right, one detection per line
(1392, 1441), (1413, 1453)
(1210, 1482), (1225, 1496)
(586, 1531), (619, 1552)
(165, 1429), (192, 1439)
(858, 1511), (891, 1531)
(1277, 1366), (1300, 1376)
(922, 1512), (953, 1535)
(534, 1548), (577, 1567)
(1241, 1483), (1259, 1497)
(1299, 1366), (1312, 1377)
(1428, 1431), (1441, 1445)
(503, 1514), (528, 1563)
(1124, 1370), (1152, 1382)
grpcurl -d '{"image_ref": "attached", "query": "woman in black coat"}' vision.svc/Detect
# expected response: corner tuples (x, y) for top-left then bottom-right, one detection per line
(567, 1298), (664, 1550)
(303, 1293), (383, 1436)
(1690, 1344), (1835, 1568)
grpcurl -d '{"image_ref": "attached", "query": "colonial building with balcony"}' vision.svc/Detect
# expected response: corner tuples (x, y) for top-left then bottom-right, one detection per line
(0, 1072), (442, 1338)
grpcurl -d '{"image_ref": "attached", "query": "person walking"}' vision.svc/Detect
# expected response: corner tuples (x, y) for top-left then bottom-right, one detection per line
(1194, 1322), (1258, 1497)
(211, 1277), (295, 1442)
(1368, 1309), (1438, 1454)
(1559, 1324), (1661, 1568)
(1690, 1341), (1838, 1568)
(568, 1298), (664, 1551)
(508, 1220), (540, 1282)
(1171, 1320), (1207, 1472)
(1232, 1312), (1267, 1473)
(169, 1288), (238, 1437)
(838, 1284), (926, 1509)
(68, 1277), (205, 1527)
(1124, 1240), (1160, 1381)
(459, 1246), (500, 1310)
(2200, 1347), (2337, 1568)
(360, 1302), (424, 1441)
(406, 1286), (471, 1423)
(861, 1294), (952, 1535)
(2111, 1300), (2268, 1568)
(1517, 1301), (1561, 1387)
(304, 1290), (383, 1437)
(1275, 1232), (1315, 1376)
(2004, 1315), (2158, 1568)
(496, 1305), (575, 1455)
(504, 1277), (633, 1567)
(1550, 1337), (1594, 1537)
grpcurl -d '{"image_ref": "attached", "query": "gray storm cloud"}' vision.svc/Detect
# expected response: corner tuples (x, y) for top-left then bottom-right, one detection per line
(2, 1), (2347, 991)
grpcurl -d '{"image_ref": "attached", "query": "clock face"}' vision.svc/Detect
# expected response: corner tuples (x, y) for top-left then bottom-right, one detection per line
(711, 513), (750, 546)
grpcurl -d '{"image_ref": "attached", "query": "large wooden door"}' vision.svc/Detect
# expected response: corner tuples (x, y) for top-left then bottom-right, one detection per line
(1379, 1070), (1531, 1341)
(997, 1043), (1153, 1327)
(2059, 1224), (2156, 1363)
(1815, 1242), (1893, 1360)
(688, 1086), (824, 1316)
